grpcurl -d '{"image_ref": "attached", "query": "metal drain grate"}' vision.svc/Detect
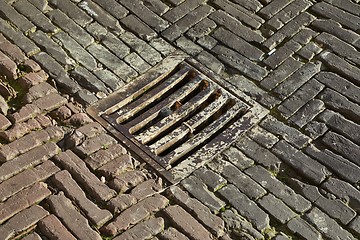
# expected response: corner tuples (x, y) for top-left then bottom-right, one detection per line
(88, 52), (268, 183)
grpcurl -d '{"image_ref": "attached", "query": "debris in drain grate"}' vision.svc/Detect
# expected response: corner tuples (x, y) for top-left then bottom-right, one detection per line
(87, 52), (268, 183)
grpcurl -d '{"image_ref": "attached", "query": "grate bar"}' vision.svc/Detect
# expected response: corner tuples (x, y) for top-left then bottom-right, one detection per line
(135, 82), (216, 145)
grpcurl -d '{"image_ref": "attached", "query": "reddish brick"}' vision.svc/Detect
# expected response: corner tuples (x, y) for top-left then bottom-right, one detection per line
(101, 194), (169, 236)
(21, 232), (42, 240)
(10, 104), (41, 123)
(24, 82), (57, 103)
(0, 182), (51, 224)
(64, 112), (93, 127)
(113, 217), (165, 240)
(0, 114), (11, 131)
(0, 119), (41, 142)
(51, 105), (72, 121)
(131, 178), (163, 201)
(35, 115), (52, 128)
(52, 170), (113, 227)
(74, 133), (117, 157)
(53, 150), (116, 202)
(47, 192), (102, 240)
(0, 34), (26, 64)
(0, 51), (17, 80)
(17, 70), (49, 88)
(0, 205), (49, 239)
(0, 126), (63, 161)
(0, 95), (8, 115)
(163, 205), (214, 240)
(167, 185), (225, 237)
(38, 214), (77, 240)
(0, 160), (59, 201)
(85, 143), (127, 170)
(109, 170), (147, 193)
(22, 59), (41, 72)
(97, 154), (133, 179)
(108, 194), (137, 214)
(65, 122), (105, 149)
(33, 93), (67, 112)
(160, 227), (190, 240)
(0, 142), (60, 182)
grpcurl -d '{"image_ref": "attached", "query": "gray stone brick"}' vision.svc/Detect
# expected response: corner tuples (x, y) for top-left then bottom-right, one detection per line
(321, 131), (360, 167)
(219, 146), (254, 171)
(288, 178), (356, 225)
(70, 66), (110, 94)
(0, 1), (36, 34)
(212, 45), (268, 81)
(273, 61), (321, 100)
(143, 0), (169, 16)
(316, 32), (360, 66)
(162, 4), (214, 42)
(236, 135), (281, 172)
(209, 10), (264, 43)
(119, 0), (169, 32)
(28, 0), (48, 11)
(326, 0), (360, 17)
(318, 110), (360, 145)
(181, 175), (226, 212)
(120, 32), (162, 66)
(196, 51), (224, 74)
(287, 217), (322, 240)
(305, 207), (356, 240)
(53, 31), (97, 71)
(120, 15), (157, 41)
(91, 0), (128, 19)
(304, 121), (327, 140)
(289, 99), (325, 128)
(207, 157), (266, 200)
(227, 75), (280, 108)
(124, 52), (151, 74)
(258, 194), (297, 224)
(197, 36), (218, 50)
(232, 0), (262, 12)
(78, 0), (124, 35)
(193, 167), (227, 192)
(212, 0), (264, 29)
(297, 42), (322, 60)
(87, 43), (137, 82)
(311, 1), (360, 32)
(315, 72), (360, 105)
(260, 57), (303, 91)
(163, 0), (205, 23)
(306, 144), (360, 184)
(246, 126), (279, 148)
(322, 178), (360, 211)
(277, 79), (324, 119)
(258, 0), (295, 20)
(349, 216), (360, 237)
(263, 12), (316, 50)
(220, 209), (263, 239)
(245, 165), (311, 213)
(265, 0), (312, 30)
(46, 9), (94, 47)
(150, 37), (176, 57)
(176, 37), (203, 56)
(218, 184), (270, 231)
(187, 18), (217, 41)
(30, 30), (75, 67)
(48, 0), (93, 27)
(213, 27), (264, 61)
(93, 69), (125, 91)
(311, 19), (360, 44)
(32, 52), (80, 94)
(272, 140), (331, 185)
(263, 40), (302, 69)
(319, 51), (360, 87)
(0, 19), (40, 56)
(13, 0), (57, 33)
(260, 116), (311, 148)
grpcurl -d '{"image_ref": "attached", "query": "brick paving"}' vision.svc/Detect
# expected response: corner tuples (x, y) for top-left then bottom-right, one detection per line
(0, 0), (359, 239)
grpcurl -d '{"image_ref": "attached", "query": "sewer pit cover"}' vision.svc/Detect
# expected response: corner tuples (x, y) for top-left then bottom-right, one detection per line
(87, 52), (268, 183)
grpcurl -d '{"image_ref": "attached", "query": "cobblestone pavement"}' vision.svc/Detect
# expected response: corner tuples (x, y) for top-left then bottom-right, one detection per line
(0, 0), (360, 239)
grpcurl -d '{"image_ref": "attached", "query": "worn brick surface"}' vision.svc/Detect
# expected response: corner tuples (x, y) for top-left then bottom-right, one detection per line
(2, 0), (360, 239)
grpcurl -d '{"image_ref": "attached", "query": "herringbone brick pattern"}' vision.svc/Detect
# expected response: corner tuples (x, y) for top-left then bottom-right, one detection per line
(0, 0), (359, 239)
